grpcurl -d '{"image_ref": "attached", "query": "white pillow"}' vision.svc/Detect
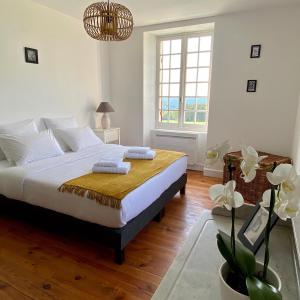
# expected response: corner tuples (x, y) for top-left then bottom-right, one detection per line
(0, 130), (64, 166)
(55, 127), (103, 152)
(0, 119), (38, 160)
(43, 117), (78, 130)
(43, 117), (78, 151)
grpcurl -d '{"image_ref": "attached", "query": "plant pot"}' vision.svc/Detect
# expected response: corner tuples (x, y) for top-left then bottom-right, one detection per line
(219, 261), (281, 300)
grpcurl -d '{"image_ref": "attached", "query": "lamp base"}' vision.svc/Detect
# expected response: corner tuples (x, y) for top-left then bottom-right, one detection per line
(101, 113), (110, 129)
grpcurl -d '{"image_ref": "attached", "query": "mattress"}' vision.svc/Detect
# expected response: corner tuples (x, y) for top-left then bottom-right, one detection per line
(0, 144), (187, 228)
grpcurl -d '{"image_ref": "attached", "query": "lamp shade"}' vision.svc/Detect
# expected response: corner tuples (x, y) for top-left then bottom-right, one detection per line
(83, 1), (133, 41)
(96, 102), (115, 113)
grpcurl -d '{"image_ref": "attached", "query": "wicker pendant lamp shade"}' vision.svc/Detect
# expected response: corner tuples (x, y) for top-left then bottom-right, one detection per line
(83, 1), (133, 41)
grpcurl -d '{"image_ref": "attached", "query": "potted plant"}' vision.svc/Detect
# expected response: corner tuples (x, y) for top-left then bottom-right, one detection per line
(206, 143), (300, 300)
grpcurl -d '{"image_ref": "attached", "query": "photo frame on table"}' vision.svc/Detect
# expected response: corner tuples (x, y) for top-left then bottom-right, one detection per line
(238, 203), (278, 254)
(247, 80), (257, 92)
(24, 47), (39, 64)
(250, 44), (261, 58)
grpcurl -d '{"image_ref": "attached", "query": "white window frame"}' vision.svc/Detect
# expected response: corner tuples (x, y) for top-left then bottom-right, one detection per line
(155, 31), (214, 132)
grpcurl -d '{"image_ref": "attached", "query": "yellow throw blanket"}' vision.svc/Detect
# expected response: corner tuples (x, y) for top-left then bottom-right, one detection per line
(58, 149), (186, 209)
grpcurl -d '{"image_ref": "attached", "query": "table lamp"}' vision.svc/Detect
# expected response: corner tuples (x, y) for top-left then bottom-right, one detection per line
(96, 102), (115, 129)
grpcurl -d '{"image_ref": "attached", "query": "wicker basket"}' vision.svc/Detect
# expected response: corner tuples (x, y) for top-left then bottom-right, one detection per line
(223, 151), (292, 204)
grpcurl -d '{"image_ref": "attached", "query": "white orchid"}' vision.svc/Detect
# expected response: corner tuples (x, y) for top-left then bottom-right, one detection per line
(266, 164), (298, 193)
(261, 164), (300, 221)
(209, 180), (244, 211)
(260, 189), (281, 208)
(205, 140), (230, 166)
(261, 188), (300, 220)
(240, 146), (267, 183)
(276, 197), (300, 220)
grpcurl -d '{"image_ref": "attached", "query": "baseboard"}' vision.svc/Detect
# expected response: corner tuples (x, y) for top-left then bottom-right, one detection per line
(187, 163), (203, 171)
(203, 167), (223, 178)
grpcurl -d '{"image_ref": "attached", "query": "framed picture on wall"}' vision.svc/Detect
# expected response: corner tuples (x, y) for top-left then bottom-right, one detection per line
(247, 80), (257, 92)
(238, 203), (278, 253)
(24, 47), (39, 64)
(250, 44), (261, 58)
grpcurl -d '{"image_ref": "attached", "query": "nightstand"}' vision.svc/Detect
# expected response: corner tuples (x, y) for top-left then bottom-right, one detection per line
(93, 128), (120, 144)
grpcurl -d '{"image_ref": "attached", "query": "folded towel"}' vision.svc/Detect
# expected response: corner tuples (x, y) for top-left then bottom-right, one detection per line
(127, 146), (151, 154)
(125, 150), (156, 160)
(94, 160), (123, 168)
(92, 162), (131, 175)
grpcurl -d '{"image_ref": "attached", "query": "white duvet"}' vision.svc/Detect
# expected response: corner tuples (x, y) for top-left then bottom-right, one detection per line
(0, 144), (187, 228)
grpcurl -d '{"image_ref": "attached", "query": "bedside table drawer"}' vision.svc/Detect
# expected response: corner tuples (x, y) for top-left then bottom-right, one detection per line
(104, 129), (119, 142)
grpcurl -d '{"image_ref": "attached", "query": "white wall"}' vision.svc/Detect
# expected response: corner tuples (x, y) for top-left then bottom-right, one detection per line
(0, 0), (100, 128)
(109, 30), (144, 145)
(108, 4), (300, 167)
(292, 95), (300, 268)
(143, 33), (157, 146)
(292, 95), (300, 173)
(207, 6), (300, 158)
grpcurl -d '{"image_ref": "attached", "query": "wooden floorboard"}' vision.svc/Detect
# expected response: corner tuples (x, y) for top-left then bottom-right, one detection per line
(0, 170), (221, 299)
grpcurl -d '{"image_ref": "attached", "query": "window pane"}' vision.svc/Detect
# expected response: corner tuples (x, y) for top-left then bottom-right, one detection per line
(198, 52), (211, 67)
(159, 34), (212, 128)
(162, 55), (170, 69)
(196, 97), (208, 110)
(170, 83), (180, 96)
(184, 111), (195, 124)
(196, 111), (206, 123)
(162, 70), (169, 83)
(187, 37), (199, 52)
(171, 54), (181, 68)
(197, 68), (210, 81)
(169, 111), (179, 123)
(162, 97), (168, 110)
(170, 69), (180, 83)
(162, 40), (170, 54)
(197, 83), (208, 96)
(169, 97), (180, 110)
(161, 111), (169, 122)
(186, 68), (197, 82)
(162, 84), (169, 96)
(187, 53), (198, 67)
(200, 36), (212, 51)
(171, 39), (181, 54)
(185, 98), (196, 110)
(185, 83), (196, 96)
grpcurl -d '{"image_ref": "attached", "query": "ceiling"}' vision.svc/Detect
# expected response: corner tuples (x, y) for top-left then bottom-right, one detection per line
(33, 0), (299, 27)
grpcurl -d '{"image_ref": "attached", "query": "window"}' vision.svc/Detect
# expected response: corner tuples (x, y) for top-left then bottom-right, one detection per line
(157, 32), (213, 131)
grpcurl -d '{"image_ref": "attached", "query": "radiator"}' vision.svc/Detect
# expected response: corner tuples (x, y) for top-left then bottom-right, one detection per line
(151, 129), (207, 170)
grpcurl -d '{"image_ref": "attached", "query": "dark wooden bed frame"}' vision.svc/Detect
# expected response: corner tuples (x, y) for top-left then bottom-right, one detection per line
(0, 173), (187, 264)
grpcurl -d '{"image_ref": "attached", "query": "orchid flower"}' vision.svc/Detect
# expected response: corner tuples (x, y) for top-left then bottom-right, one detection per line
(266, 164), (298, 193)
(209, 180), (244, 211)
(261, 188), (300, 221)
(261, 164), (300, 220)
(276, 196), (300, 220)
(205, 140), (230, 166)
(240, 146), (267, 183)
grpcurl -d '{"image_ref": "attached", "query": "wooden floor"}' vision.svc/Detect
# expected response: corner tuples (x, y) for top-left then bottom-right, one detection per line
(0, 171), (221, 300)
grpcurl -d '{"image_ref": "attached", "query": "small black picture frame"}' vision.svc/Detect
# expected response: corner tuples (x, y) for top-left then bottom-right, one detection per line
(24, 47), (39, 64)
(250, 44), (261, 58)
(247, 80), (257, 92)
(238, 203), (278, 254)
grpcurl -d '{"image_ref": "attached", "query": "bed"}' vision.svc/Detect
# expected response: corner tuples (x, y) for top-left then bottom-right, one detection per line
(0, 143), (187, 263)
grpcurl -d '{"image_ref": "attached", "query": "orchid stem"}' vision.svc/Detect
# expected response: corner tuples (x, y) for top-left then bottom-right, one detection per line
(263, 187), (275, 281)
(231, 208), (236, 258)
(263, 162), (277, 281)
(228, 160), (236, 258)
